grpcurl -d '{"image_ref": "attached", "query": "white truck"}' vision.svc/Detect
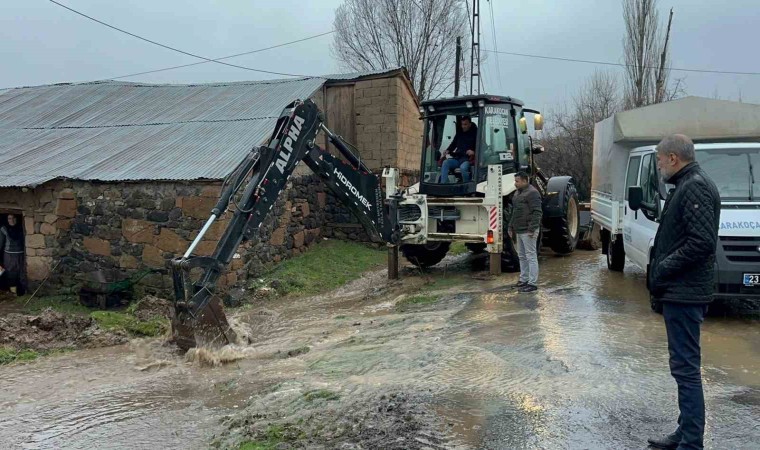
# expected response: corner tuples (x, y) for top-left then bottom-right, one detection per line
(590, 96), (760, 310)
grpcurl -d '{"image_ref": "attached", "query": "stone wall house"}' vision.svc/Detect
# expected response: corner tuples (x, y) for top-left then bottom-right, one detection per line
(0, 68), (422, 296)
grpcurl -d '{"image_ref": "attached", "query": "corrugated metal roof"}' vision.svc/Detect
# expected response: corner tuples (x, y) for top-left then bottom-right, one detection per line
(0, 68), (406, 187)
(0, 77), (325, 187)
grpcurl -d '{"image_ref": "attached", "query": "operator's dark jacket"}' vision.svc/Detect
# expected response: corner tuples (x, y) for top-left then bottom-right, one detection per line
(511, 184), (543, 234)
(648, 162), (720, 304)
(445, 124), (478, 161)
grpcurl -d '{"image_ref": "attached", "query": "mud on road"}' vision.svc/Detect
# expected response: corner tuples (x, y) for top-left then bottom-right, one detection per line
(0, 251), (759, 449)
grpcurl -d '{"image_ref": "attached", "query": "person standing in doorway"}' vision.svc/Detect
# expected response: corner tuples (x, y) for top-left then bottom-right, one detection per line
(511, 172), (542, 293)
(647, 135), (720, 450)
(0, 215), (27, 296)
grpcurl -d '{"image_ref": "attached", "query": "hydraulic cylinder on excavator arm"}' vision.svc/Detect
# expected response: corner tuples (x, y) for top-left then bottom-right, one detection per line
(170, 99), (399, 351)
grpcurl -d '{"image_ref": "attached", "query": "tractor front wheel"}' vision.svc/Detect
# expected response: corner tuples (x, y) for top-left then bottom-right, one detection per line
(546, 181), (581, 254)
(401, 242), (451, 268)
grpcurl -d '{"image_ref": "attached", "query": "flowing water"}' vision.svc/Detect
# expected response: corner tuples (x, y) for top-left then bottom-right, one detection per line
(1, 252), (758, 449)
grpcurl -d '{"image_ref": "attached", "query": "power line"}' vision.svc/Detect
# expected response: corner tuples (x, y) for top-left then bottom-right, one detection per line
(484, 49), (760, 76)
(48, 0), (313, 77)
(100, 31), (336, 81)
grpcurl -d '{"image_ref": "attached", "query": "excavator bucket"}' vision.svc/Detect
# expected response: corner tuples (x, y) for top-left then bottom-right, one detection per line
(171, 296), (237, 351)
(170, 253), (242, 351)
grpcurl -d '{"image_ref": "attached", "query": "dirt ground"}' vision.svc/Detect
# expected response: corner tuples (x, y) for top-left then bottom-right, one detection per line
(131, 295), (173, 322)
(1, 251), (758, 449)
(0, 295), (173, 353)
(0, 309), (127, 351)
(215, 388), (455, 450)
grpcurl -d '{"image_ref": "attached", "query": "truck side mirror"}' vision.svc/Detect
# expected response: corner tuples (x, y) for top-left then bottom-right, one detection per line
(628, 186), (643, 211)
(519, 117), (528, 134)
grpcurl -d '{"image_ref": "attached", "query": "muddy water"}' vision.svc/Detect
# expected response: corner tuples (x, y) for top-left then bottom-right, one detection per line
(1, 251), (758, 449)
(430, 252), (760, 449)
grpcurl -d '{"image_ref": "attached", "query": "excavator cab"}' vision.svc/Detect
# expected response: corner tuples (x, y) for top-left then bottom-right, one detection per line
(418, 95), (535, 197)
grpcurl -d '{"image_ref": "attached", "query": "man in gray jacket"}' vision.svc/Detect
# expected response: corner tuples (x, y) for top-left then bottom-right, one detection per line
(511, 172), (542, 293)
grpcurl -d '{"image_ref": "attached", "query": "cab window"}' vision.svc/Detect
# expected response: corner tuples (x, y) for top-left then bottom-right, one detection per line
(625, 156), (642, 200)
(640, 153), (659, 204)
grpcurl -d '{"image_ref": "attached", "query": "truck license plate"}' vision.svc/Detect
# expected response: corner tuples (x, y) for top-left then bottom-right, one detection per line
(743, 274), (760, 286)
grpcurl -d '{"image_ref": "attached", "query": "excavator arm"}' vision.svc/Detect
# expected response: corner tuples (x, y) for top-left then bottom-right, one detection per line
(170, 99), (399, 350)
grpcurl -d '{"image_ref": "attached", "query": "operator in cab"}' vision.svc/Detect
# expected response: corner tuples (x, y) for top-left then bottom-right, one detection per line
(439, 116), (477, 183)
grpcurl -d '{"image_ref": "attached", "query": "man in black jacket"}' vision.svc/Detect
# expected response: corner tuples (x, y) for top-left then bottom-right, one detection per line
(439, 116), (477, 183)
(647, 135), (720, 450)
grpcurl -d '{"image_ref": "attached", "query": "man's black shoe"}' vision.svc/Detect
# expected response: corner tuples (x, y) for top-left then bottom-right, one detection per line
(647, 432), (681, 449)
(519, 284), (538, 293)
(512, 281), (527, 289)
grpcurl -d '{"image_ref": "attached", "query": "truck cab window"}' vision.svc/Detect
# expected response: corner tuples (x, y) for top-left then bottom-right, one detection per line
(625, 156), (642, 200)
(640, 154), (659, 204)
(695, 147), (760, 201)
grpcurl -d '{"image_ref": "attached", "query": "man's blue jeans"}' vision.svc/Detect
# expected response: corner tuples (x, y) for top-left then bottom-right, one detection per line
(440, 158), (471, 183)
(662, 302), (708, 450)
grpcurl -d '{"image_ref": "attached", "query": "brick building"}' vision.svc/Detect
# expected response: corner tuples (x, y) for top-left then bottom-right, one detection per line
(0, 68), (422, 295)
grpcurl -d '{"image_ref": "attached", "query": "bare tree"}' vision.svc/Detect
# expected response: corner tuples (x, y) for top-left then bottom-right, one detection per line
(622, 0), (677, 108)
(540, 71), (621, 200)
(331, 0), (470, 100)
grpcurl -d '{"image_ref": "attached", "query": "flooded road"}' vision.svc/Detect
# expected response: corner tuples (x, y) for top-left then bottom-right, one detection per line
(432, 252), (760, 449)
(1, 251), (758, 449)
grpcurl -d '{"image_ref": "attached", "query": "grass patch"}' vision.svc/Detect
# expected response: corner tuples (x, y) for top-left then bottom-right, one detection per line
(396, 294), (439, 312)
(303, 389), (340, 403)
(0, 347), (74, 366)
(90, 311), (167, 337)
(15, 295), (90, 315)
(238, 424), (306, 450)
(252, 240), (386, 297)
(10, 295), (167, 338)
(449, 242), (469, 256)
(0, 347), (40, 365)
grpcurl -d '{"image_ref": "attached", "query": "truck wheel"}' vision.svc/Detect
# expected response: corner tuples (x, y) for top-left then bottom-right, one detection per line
(401, 242), (450, 268)
(547, 182), (581, 254)
(465, 243), (487, 254)
(606, 236), (625, 271)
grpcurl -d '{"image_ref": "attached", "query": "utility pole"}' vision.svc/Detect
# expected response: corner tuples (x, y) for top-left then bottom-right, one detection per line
(469, 0), (481, 95)
(454, 36), (462, 96)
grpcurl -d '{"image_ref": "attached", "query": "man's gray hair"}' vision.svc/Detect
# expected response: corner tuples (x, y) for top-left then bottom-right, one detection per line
(656, 134), (695, 162)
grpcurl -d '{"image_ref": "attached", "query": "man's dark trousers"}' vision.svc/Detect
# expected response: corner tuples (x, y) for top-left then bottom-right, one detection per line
(662, 302), (708, 450)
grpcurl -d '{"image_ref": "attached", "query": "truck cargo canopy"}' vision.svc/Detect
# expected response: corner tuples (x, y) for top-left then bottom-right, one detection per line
(593, 96), (760, 200)
(611, 96), (760, 144)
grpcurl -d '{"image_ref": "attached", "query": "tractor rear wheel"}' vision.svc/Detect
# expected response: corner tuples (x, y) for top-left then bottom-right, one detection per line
(547, 182), (581, 254)
(401, 242), (451, 268)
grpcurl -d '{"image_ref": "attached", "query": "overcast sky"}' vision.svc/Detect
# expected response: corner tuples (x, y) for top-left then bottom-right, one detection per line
(2, 0), (759, 113)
